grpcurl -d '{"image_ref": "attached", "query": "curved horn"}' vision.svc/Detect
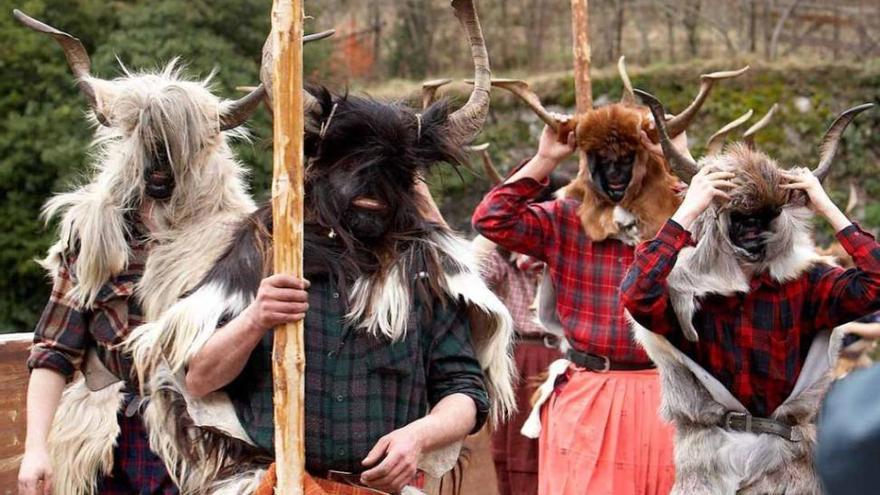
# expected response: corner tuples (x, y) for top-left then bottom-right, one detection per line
(487, 79), (568, 133)
(618, 56), (636, 105)
(845, 181), (859, 217)
(743, 103), (778, 148)
(813, 103), (874, 182)
(706, 109), (753, 156)
(422, 78), (453, 109)
(665, 65), (750, 137)
(635, 89), (700, 183)
(220, 84), (267, 131)
(446, 0), (491, 145)
(14, 9), (109, 126)
(466, 142), (503, 184)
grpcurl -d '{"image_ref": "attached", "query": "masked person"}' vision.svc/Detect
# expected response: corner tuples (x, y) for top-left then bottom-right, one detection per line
(124, 2), (516, 494)
(471, 118), (692, 494)
(13, 11), (264, 494)
(622, 95), (879, 494)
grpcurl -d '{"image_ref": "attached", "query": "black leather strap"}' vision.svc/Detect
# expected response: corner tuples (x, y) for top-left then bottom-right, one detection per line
(721, 412), (801, 442)
(565, 349), (656, 372)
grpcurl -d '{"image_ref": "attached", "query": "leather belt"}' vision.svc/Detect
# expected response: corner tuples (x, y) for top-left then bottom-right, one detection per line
(565, 349), (656, 372)
(720, 411), (801, 442)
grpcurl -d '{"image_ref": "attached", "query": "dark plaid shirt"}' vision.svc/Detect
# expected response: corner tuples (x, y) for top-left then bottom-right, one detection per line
(621, 220), (880, 416)
(225, 275), (490, 474)
(472, 176), (650, 364)
(28, 239), (148, 382)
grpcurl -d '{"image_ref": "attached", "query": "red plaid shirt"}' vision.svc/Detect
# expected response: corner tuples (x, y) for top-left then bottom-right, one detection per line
(622, 220), (880, 416)
(479, 249), (546, 337)
(28, 240), (148, 382)
(472, 177), (650, 364)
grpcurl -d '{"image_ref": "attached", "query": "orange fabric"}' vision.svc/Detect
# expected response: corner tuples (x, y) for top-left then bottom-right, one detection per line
(538, 367), (675, 495)
(254, 465), (385, 495)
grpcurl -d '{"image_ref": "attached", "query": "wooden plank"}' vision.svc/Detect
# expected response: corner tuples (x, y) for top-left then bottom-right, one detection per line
(270, 0), (306, 493)
(0, 333), (32, 493)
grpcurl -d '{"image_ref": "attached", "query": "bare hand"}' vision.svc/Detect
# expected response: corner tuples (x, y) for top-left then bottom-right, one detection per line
(671, 167), (736, 229)
(18, 447), (52, 495)
(780, 168), (835, 214)
(243, 274), (310, 331)
(535, 122), (576, 164)
(360, 425), (424, 493)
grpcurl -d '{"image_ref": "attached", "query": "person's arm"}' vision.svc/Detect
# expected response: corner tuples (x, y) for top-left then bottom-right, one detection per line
(472, 125), (575, 260)
(360, 298), (489, 493)
(185, 274), (309, 398)
(621, 166), (736, 336)
(18, 369), (66, 495)
(20, 261), (89, 495)
(781, 169), (880, 328)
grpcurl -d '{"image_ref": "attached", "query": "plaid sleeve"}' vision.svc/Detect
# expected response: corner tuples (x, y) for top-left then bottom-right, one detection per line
(809, 223), (880, 329)
(27, 262), (89, 378)
(620, 219), (694, 336)
(478, 250), (507, 292)
(472, 176), (558, 261)
(425, 299), (490, 434)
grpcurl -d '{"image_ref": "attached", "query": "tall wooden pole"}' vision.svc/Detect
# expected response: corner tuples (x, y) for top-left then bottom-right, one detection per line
(570, 0), (592, 176)
(570, 0), (592, 113)
(271, 0), (306, 493)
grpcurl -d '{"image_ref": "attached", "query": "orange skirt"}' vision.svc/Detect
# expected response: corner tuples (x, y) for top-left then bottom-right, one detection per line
(538, 367), (675, 495)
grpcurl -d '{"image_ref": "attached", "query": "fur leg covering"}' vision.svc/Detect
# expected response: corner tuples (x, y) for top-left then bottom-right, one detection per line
(47, 378), (124, 495)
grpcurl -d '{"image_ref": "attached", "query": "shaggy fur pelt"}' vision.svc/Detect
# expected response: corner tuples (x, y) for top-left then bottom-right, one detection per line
(629, 145), (841, 493)
(38, 62), (257, 494)
(561, 104), (683, 244)
(124, 208), (515, 494)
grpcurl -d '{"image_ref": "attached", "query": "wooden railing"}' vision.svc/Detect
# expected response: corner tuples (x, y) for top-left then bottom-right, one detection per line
(0, 333), (32, 493)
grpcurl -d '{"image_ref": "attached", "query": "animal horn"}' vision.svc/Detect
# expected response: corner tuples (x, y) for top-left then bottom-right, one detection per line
(813, 103), (874, 182)
(14, 9), (109, 126)
(665, 65), (750, 137)
(845, 181), (858, 217)
(618, 56), (636, 105)
(422, 78), (453, 109)
(220, 84), (267, 131)
(743, 103), (778, 148)
(706, 109), (753, 156)
(487, 79), (568, 134)
(466, 142), (502, 184)
(635, 89), (700, 183)
(446, 0), (491, 145)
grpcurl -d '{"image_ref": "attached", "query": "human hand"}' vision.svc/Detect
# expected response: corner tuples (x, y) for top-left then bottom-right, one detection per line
(360, 424), (424, 493)
(535, 120), (576, 165)
(671, 167), (736, 229)
(781, 168), (850, 231)
(18, 447), (52, 495)
(243, 274), (310, 332)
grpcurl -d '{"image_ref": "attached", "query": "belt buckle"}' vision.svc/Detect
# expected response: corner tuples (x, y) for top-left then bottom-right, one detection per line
(724, 411), (752, 433)
(596, 354), (611, 373)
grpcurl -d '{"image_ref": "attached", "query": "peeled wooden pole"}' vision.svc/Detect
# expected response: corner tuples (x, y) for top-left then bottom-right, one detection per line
(271, 0), (306, 493)
(570, 0), (592, 113)
(570, 0), (592, 176)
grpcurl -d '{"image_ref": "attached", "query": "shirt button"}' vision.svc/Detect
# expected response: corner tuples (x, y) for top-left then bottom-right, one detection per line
(336, 394), (344, 402)
(332, 292), (340, 299)
(337, 448), (346, 457)
(327, 351), (335, 358)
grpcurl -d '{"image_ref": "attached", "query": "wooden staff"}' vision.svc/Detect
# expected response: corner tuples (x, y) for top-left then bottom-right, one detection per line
(271, 0), (306, 493)
(570, 0), (592, 113)
(570, 0), (592, 176)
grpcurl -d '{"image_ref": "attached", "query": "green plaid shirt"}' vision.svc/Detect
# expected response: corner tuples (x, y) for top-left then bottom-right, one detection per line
(225, 275), (490, 474)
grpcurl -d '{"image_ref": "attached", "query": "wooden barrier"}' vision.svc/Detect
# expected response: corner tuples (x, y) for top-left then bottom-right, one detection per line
(0, 333), (31, 493)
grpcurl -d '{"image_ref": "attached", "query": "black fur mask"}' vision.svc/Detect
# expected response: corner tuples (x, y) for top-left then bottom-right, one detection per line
(302, 87), (466, 259)
(728, 207), (781, 261)
(588, 152), (636, 203)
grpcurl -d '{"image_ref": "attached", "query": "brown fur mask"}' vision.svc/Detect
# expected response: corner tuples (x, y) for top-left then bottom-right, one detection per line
(563, 104), (681, 243)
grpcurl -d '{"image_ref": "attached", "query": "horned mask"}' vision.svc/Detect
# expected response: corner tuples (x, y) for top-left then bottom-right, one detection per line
(639, 88), (873, 277)
(493, 58), (749, 243)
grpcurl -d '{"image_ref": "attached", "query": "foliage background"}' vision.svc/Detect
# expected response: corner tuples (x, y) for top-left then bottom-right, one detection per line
(0, 0), (878, 332)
